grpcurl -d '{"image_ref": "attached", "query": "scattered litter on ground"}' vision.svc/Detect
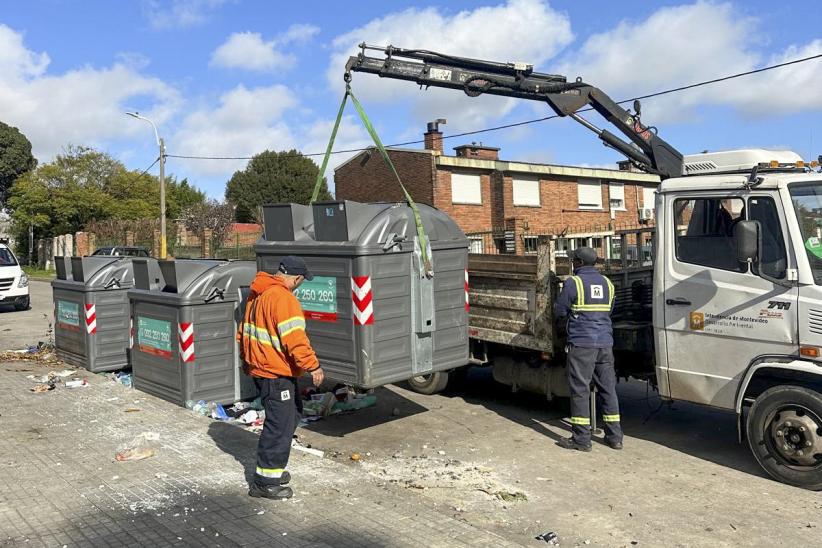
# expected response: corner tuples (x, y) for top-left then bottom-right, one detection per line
(31, 383), (55, 393)
(124, 408), (141, 413)
(115, 432), (160, 462)
(65, 378), (89, 389)
(350, 453), (361, 462)
(303, 391), (376, 417)
(535, 531), (559, 545)
(291, 439), (324, 458)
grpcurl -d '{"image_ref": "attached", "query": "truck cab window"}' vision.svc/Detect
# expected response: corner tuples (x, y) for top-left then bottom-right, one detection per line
(789, 181), (822, 284)
(748, 197), (787, 279)
(674, 198), (745, 272)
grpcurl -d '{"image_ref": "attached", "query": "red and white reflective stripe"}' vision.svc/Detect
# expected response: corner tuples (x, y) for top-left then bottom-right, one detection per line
(179, 322), (195, 362)
(352, 276), (374, 326)
(85, 304), (97, 334)
(129, 317), (134, 349)
(464, 269), (470, 312)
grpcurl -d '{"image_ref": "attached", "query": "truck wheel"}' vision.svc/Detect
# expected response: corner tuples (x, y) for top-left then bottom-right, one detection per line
(14, 296), (30, 311)
(407, 372), (450, 395)
(746, 385), (822, 490)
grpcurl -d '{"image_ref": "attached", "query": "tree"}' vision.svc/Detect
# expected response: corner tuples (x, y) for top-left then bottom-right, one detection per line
(168, 178), (206, 219)
(7, 145), (205, 242)
(180, 199), (235, 250)
(0, 121), (37, 208)
(225, 149), (331, 223)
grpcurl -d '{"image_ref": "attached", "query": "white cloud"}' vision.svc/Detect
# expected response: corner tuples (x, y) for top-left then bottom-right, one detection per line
(0, 24), (180, 161)
(211, 24), (321, 72)
(143, 0), (230, 30)
(171, 84), (299, 177)
(211, 32), (295, 71)
(328, 0), (573, 131)
(554, 2), (822, 123)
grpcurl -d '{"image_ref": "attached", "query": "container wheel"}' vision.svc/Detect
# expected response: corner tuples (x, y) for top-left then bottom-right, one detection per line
(746, 385), (822, 490)
(407, 371), (450, 395)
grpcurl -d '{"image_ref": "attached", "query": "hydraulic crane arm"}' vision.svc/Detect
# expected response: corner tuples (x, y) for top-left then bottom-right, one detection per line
(345, 44), (683, 179)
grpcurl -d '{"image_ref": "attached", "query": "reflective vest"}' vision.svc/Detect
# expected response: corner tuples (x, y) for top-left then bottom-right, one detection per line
(564, 266), (615, 348)
(237, 273), (320, 379)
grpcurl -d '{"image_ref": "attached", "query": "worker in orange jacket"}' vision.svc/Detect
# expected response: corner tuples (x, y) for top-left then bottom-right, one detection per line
(238, 255), (324, 500)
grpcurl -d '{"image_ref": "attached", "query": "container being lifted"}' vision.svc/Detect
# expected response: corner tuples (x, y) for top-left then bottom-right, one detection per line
(52, 256), (161, 372)
(128, 259), (258, 406)
(255, 200), (470, 389)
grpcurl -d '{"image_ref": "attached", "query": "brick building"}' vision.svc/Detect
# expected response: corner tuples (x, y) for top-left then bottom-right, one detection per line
(335, 122), (660, 256)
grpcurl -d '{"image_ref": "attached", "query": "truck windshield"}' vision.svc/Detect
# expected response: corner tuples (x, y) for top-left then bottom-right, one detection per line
(790, 181), (822, 284)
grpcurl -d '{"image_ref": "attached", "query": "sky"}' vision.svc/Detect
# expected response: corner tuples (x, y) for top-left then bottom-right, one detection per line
(2, 0), (822, 199)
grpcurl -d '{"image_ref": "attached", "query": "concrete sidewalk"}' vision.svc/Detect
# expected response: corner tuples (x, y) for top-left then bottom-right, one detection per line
(0, 360), (524, 547)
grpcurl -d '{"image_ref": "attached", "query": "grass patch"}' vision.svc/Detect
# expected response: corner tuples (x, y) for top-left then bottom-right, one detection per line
(22, 266), (55, 279)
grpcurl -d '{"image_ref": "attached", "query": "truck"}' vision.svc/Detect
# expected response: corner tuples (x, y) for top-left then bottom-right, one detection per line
(345, 44), (822, 490)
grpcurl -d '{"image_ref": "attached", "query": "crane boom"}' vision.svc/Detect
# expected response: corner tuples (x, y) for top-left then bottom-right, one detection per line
(345, 44), (684, 179)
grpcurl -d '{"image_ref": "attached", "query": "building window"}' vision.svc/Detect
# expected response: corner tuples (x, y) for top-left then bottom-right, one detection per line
(468, 237), (484, 254)
(523, 236), (538, 254)
(556, 238), (569, 257)
(513, 177), (540, 207)
(578, 179), (602, 210)
(451, 172), (482, 205)
(609, 183), (625, 210)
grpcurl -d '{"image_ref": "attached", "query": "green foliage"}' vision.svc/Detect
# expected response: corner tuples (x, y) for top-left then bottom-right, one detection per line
(7, 146), (205, 245)
(225, 149), (331, 222)
(0, 121), (37, 207)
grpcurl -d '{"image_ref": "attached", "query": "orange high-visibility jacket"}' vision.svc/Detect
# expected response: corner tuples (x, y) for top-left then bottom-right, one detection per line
(238, 272), (320, 379)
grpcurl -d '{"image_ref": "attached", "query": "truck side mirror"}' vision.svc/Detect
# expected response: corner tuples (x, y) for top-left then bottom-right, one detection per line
(734, 220), (760, 262)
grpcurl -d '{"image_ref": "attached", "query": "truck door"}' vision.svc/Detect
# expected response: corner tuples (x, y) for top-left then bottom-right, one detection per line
(663, 194), (797, 409)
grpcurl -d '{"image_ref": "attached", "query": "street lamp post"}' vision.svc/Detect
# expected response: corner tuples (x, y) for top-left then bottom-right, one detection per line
(126, 112), (167, 259)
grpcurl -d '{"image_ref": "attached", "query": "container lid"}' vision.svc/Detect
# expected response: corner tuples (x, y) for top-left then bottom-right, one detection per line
(66, 256), (137, 289)
(131, 259), (257, 303)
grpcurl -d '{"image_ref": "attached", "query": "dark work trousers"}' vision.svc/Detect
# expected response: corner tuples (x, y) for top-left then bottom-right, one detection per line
(253, 376), (302, 486)
(566, 345), (623, 446)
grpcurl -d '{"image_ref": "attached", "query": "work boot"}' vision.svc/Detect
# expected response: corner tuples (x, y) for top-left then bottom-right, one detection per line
(606, 439), (623, 450)
(249, 483), (293, 500)
(556, 437), (592, 452)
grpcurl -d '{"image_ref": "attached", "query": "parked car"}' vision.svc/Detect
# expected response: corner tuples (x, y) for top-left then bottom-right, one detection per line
(0, 243), (29, 311)
(91, 246), (150, 257)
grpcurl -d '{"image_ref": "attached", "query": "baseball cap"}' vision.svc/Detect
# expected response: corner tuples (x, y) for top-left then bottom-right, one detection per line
(570, 247), (598, 266)
(279, 255), (313, 280)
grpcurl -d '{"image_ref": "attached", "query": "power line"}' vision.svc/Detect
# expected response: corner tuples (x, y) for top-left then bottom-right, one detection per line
(164, 51), (822, 162)
(121, 157), (160, 186)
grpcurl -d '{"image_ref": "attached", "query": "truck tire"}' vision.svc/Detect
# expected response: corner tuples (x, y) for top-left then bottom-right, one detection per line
(746, 385), (822, 490)
(14, 296), (30, 311)
(407, 372), (450, 395)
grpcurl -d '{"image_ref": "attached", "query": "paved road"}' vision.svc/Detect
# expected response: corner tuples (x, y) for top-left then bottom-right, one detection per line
(2, 281), (821, 546)
(0, 280), (53, 351)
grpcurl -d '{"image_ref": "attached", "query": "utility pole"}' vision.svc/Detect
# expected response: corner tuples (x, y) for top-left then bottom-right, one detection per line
(28, 223), (33, 265)
(159, 137), (166, 259)
(126, 112), (167, 259)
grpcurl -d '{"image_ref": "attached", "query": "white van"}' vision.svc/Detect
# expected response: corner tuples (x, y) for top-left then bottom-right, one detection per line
(0, 243), (29, 311)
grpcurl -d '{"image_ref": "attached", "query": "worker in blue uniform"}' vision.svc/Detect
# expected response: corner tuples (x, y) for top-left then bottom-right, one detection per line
(554, 247), (624, 452)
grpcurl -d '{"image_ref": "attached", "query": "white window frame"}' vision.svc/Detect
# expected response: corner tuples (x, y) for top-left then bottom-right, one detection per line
(450, 171), (482, 205)
(512, 177), (540, 207)
(608, 182), (626, 211)
(577, 179), (603, 210)
(523, 235), (539, 254)
(468, 237), (484, 254)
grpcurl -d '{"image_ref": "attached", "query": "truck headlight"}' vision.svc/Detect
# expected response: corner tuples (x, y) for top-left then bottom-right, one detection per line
(18, 273), (28, 288)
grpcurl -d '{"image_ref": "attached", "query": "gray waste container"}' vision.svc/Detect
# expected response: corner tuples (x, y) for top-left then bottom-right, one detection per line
(256, 200), (470, 389)
(52, 256), (161, 372)
(128, 259), (258, 406)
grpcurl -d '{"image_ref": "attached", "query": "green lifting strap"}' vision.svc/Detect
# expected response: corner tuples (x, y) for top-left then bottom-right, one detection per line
(310, 86), (433, 276)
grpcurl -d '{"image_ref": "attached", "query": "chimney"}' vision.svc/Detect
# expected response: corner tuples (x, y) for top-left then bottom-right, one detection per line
(424, 119), (446, 154)
(453, 142), (500, 161)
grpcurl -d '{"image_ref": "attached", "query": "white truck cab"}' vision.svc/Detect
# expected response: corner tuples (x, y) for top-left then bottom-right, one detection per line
(0, 243), (30, 311)
(655, 149), (822, 488)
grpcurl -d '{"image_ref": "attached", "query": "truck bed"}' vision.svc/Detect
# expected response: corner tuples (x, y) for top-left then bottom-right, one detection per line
(467, 231), (654, 359)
